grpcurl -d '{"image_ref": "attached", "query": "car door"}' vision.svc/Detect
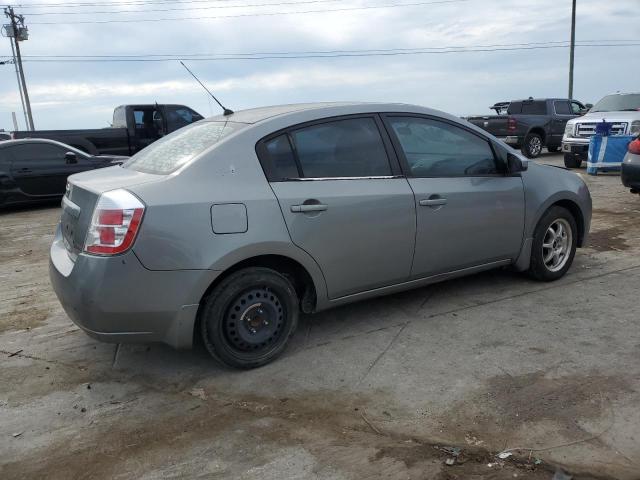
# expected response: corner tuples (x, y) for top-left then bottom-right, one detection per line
(259, 115), (416, 299)
(552, 100), (575, 145)
(383, 115), (525, 279)
(9, 143), (75, 196)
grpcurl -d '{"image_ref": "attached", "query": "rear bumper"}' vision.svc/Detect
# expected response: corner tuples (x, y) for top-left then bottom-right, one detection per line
(49, 225), (219, 349)
(621, 155), (640, 190)
(498, 136), (520, 145)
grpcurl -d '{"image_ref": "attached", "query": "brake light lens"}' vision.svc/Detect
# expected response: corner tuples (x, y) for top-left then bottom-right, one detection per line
(507, 117), (517, 132)
(84, 189), (144, 255)
(629, 138), (640, 155)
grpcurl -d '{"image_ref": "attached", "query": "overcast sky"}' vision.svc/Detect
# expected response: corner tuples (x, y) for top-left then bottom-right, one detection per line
(0, 0), (638, 130)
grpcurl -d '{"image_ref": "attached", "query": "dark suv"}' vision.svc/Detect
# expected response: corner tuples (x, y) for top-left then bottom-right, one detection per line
(467, 98), (588, 158)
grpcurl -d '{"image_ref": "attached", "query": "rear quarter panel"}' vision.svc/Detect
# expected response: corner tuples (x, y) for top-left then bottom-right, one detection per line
(128, 132), (329, 302)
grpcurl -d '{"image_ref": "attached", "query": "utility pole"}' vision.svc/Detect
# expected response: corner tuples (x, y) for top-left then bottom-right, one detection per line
(3, 7), (34, 130)
(9, 37), (28, 129)
(568, 0), (576, 100)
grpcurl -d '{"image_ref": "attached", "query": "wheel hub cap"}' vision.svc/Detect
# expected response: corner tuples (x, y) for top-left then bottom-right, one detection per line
(542, 218), (573, 272)
(224, 287), (284, 352)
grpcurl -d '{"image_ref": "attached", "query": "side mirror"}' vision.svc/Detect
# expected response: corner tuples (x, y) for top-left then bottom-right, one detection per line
(585, 103), (593, 109)
(65, 152), (78, 164)
(507, 153), (528, 173)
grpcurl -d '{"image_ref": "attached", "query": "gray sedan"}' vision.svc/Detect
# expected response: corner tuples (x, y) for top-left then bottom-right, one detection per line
(50, 102), (592, 368)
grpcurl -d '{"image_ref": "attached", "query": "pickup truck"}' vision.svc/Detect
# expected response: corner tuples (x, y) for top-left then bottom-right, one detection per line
(11, 104), (203, 156)
(562, 92), (640, 168)
(467, 98), (588, 158)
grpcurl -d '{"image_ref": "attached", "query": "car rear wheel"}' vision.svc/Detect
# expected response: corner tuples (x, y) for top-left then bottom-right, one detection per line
(522, 133), (543, 158)
(200, 267), (299, 369)
(527, 206), (577, 281)
(564, 153), (583, 168)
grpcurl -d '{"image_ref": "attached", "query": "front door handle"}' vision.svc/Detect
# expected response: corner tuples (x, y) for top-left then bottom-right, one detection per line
(291, 204), (328, 213)
(419, 198), (447, 207)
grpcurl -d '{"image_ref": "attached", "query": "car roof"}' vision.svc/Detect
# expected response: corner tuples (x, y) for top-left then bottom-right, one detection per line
(202, 102), (458, 126)
(0, 138), (86, 153)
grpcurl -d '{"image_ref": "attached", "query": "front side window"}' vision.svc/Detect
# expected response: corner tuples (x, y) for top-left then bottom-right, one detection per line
(166, 106), (204, 131)
(571, 101), (584, 114)
(13, 144), (66, 164)
(388, 117), (498, 177)
(124, 121), (246, 174)
(554, 101), (571, 115)
(290, 117), (392, 178)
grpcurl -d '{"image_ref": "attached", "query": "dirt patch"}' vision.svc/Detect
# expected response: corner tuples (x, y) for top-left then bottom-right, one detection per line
(440, 371), (632, 442)
(587, 226), (629, 252)
(1, 384), (605, 480)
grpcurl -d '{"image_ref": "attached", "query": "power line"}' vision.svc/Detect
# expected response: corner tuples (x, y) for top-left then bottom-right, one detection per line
(20, 40), (640, 58)
(19, 42), (640, 62)
(14, 0), (259, 6)
(20, 0), (343, 15)
(28, 0), (471, 24)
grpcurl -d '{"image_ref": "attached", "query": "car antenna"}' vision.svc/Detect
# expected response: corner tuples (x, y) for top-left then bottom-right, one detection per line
(179, 61), (234, 116)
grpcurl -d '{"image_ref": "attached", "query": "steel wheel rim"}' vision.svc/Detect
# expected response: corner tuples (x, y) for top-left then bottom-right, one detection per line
(223, 287), (285, 353)
(530, 137), (542, 156)
(542, 218), (572, 272)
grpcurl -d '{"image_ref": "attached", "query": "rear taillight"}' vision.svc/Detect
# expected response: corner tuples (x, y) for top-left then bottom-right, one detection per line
(507, 117), (517, 132)
(629, 138), (640, 155)
(84, 189), (144, 255)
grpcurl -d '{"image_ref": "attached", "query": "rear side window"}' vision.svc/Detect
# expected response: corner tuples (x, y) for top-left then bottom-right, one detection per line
(290, 117), (391, 178)
(263, 134), (300, 180)
(520, 101), (547, 115)
(507, 102), (522, 114)
(124, 121), (246, 174)
(388, 117), (498, 177)
(554, 101), (571, 115)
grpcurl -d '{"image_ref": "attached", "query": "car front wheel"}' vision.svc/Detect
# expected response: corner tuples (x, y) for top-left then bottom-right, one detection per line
(527, 206), (578, 281)
(200, 267), (299, 369)
(564, 153), (583, 168)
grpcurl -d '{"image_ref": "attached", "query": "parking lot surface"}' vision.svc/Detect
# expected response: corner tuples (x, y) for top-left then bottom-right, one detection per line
(1, 153), (639, 479)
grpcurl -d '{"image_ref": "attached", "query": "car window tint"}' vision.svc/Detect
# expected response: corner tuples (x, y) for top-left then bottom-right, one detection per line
(507, 102), (522, 114)
(290, 118), (391, 178)
(554, 101), (571, 115)
(521, 101), (547, 115)
(263, 134), (299, 180)
(12, 144), (65, 163)
(388, 117), (498, 177)
(166, 106), (204, 131)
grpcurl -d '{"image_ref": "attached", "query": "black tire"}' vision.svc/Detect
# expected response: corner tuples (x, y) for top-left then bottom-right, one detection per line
(564, 153), (582, 168)
(521, 133), (544, 158)
(200, 267), (299, 369)
(527, 206), (578, 282)
(547, 146), (559, 153)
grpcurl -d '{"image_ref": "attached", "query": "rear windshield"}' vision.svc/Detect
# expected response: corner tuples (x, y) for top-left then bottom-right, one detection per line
(124, 121), (246, 174)
(591, 94), (640, 112)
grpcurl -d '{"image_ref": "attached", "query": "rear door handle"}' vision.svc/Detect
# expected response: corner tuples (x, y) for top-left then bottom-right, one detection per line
(419, 198), (447, 207)
(290, 204), (328, 213)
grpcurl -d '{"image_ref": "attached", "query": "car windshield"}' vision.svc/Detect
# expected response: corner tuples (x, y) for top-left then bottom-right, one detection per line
(590, 94), (640, 112)
(124, 120), (247, 174)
